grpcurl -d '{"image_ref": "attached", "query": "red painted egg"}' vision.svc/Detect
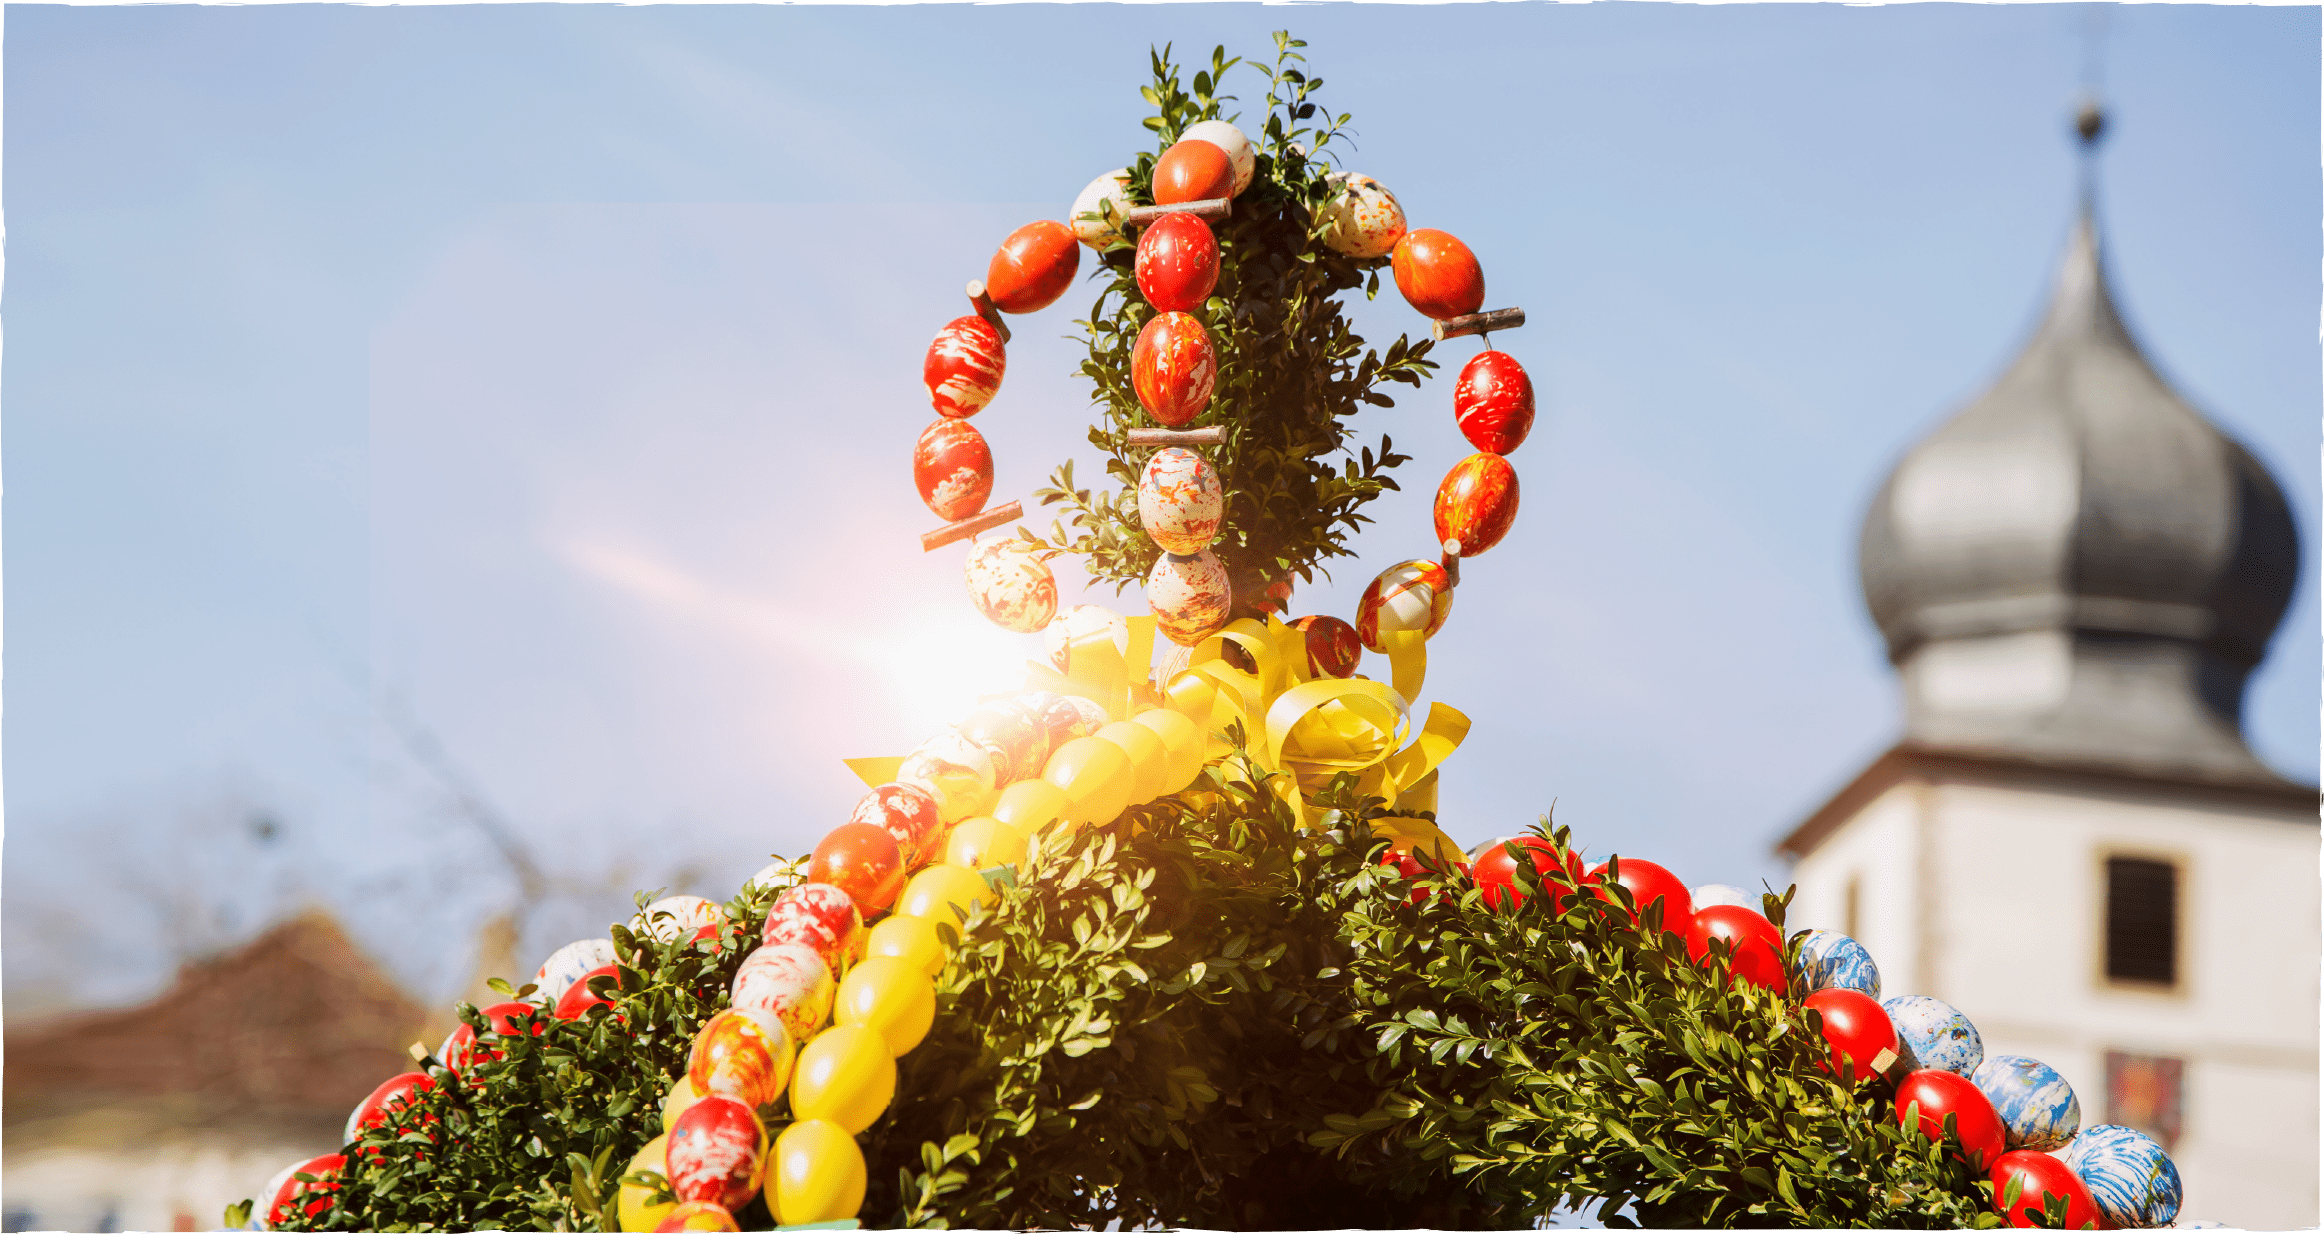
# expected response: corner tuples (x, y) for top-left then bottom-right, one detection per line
(913, 418), (992, 523)
(1895, 1069), (2007, 1171)
(760, 883), (866, 969)
(1290, 615), (1363, 679)
(344, 1072), (434, 1155)
(1391, 229), (1485, 320)
(688, 1006), (795, 1109)
(655, 1201), (743, 1232)
(1433, 453), (1520, 557)
(845, 785), (943, 873)
(1990, 1149), (2104, 1230)
(666, 1094), (768, 1212)
(1255, 577), (1294, 616)
(1472, 836), (1584, 913)
(1453, 350), (1536, 455)
(1802, 988), (1898, 1084)
(261, 1154), (346, 1228)
(731, 944), (836, 1043)
(1135, 213), (1220, 313)
(1378, 837), (1471, 905)
(924, 315), (1006, 419)
(1686, 906), (1786, 993)
(1131, 313), (1218, 428)
(553, 963), (624, 1020)
(985, 220), (1079, 314)
(808, 822), (906, 915)
(442, 1001), (546, 1072)
(1152, 138), (1234, 205)
(1583, 857), (1694, 932)
(1354, 559), (1454, 652)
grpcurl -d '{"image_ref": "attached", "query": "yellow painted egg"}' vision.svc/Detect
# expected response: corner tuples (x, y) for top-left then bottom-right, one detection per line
(661, 1075), (703, 1133)
(789, 1023), (897, 1134)
(1095, 720), (1169, 805)
(898, 864), (991, 926)
(991, 778), (1070, 834)
(864, 912), (949, 977)
(1042, 736), (1134, 825)
(944, 816), (1028, 871)
(1129, 708), (1205, 796)
(771, 1119), (867, 1226)
(616, 1134), (676, 1232)
(835, 956), (938, 1057)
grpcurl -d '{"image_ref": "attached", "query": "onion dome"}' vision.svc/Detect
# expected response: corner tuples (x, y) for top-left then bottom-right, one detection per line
(1858, 197), (2300, 787)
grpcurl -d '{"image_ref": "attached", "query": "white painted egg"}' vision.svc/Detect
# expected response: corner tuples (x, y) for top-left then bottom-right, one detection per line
(533, 937), (617, 1005)
(1044, 604), (1130, 672)
(1179, 120), (1255, 197)
(1321, 173), (1407, 259)
(1147, 548), (1232, 646)
(1071, 167), (1133, 250)
(1354, 558), (1453, 652)
(964, 538), (1059, 634)
(1137, 447), (1224, 555)
(634, 894), (724, 943)
(898, 730), (1001, 823)
(731, 942), (835, 1042)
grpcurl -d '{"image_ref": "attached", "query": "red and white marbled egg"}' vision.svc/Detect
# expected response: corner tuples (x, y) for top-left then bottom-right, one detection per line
(1433, 453), (1520, 557)
(533, 937), (617, 1006)
(957, 696), (1052, 785)
(1147, 549), (1233, 647)
(1290, 615), (1364, 679)
(924, 315), (1006, 419)
(665, 1094), (768, 1212)
(962, 538), (1057, 633)
(1179, 120), (1255, 197)
(845, 783), (944, 868)
(1071, 168), (1133, 250)
(1452, 350), (1535, 455)
(688, 1006), (795, 1109)
(898, 730), (1002, 823)
(1137, 448), (1223, 555)
(914, 418), (993, 523)
(1131, 313), (1217, 429)
(1134, 213), (1220, 314)
(1355, 559), (1455, 652)
(731, 943), (835, 1042)
(760, 883), (866, 969)
(1321, 173), (1407, 259)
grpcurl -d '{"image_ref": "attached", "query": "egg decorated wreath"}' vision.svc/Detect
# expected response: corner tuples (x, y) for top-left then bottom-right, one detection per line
(243, 37), (2179, 1234)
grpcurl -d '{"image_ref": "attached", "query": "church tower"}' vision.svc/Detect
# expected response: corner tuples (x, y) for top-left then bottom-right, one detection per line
(1778, 107), (2317, 1230)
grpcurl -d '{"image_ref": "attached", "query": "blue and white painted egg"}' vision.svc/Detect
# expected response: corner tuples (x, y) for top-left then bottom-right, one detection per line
(1972, 1054), (2080, 1151)
(533, 937), (617, 1005)
(1792, 930), (1881, 1000)
(1880, 994), (1983, 1077)
(2065, 1123), (2182, 1229)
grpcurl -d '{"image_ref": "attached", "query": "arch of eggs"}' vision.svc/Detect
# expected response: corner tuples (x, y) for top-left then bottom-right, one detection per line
(912, 119), (1536, 679)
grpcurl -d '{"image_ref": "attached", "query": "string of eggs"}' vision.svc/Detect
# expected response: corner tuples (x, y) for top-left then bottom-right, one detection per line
(912, 120), (1536, 682)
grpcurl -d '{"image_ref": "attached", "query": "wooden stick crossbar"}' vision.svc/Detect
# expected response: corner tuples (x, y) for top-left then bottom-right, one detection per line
(965, 280), (1013, 343)
(1127, 427), (1227, 447)
(1123, 198), (1232, 227)
(1432, 307), (1526, 342)
(921, 499), (1024, 552)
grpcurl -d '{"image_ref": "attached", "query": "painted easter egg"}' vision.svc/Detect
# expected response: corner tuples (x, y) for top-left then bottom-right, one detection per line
(944, 816), (1028, 873)
(772, 1119), (869, 1226)
(731, 943), (836, 1042)
(665, 1094), (768, 1212)
(899, 730), (1003, 822)
(1473, 836), (1582, 913)
(958, 697), (1051, 785)
(808, 823), (906, 915)
(1152, 138), (1234, 205)
(1290, 615), (1363, 679)
(1392, 228), (1485, 320)
(442, 1001), (547, 1073)
(1453, 350), (1536, 455)
(1585, 858), (1694, 931)
(845, 783), (944, 869)
(913, 417), (992, 523)
(866, 913), (950, 978)
(1881, 995), (1984, 1078)
(260, 1154), (345, 1230)
(1355, 559), (1454, 652)
(343, 1072), (434, 1152)
(689, 1006), (795, 1109)
(1689, 884), (1761, 914)
(924, 315), (1006, 419)
(1147, 548), (1232, 646)
(790, 1022), (899, 1135)
(1179, 120), (1255, 196)
(1793, 930), (1882, 1001)
(985, 220), (1079, 314)
(1686, 905), (1785, 992)
(742, 859), (802, 895)
(1989, 1150), (2102, 1231)
(533, 937), (617, 1006)
(1320, 172), (1407, 259)
(1070, 167), (1133, 249)
(636, 895), (724, 943)
(617, 1136), (677, 1232)
(1135, 212), (1220, 313)
(1434, 453), (1520, 557)
(1800, 988), (1897, 1084)
(653, 1201), (741, 1232)
(1972, 1055), (2081, 1152)
(1137, 447), (1224, 554)
(2064, 1124), (2182, 1229)
(760, 883), (866, 970)
(1029, 691), (1101, 751)
(553, 963), (623, 1021)
(1895, 1069), (2007, 1171)
(1043, 605), (1131, 674)
(1131, 312), (1217, 428)
(962, 538), (1058, 634)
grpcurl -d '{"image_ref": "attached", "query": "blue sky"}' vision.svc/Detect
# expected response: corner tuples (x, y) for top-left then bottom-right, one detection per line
(5, 3), (2315, 1012)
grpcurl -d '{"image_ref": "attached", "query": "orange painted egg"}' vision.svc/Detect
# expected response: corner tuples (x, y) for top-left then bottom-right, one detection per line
(1391, 229), (1485, 320)
(1134, 213), (1220, 314)
(1042, 604), (1129, 674)
(1290, 615), (1364, 679)
(1148, 548), (1232, 646)
(1321, 173), (1407, 259)
(688, 1007), (795, 1109)
(654, 1201), (741, 1232)
(1179, 121), (1255, 196)
(985, 220), (1079, 314)
(1131, 313), (1217, 428)
(1137, 447), (1223, 555)
(760, 881), (867, 968)
(665, 1094), (767, 1212)
(730, 943), (835, 1042)
(1433, 452), (1520, 556)
(913, 418), (991, 523)
(844, 783), (943, 870)
(1355, 559), (1454, 652)
(1453, 350), (1535, 455)
(1071, 167), (1133, 249)
(962, 539), (1058, 634)
(1153, 138), (1234, 205)
(924, 315), (1006, 419)
(898, 730), (1002, 822)
(958, 696), (1052, 785)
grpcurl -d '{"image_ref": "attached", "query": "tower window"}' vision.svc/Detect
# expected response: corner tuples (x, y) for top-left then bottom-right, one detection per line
(2103, 856), (2178, 986)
